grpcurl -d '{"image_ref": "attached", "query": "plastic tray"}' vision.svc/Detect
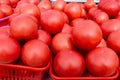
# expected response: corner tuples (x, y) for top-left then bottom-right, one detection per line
(49, 66), (119, 80)
(0, 16), (9, 27)
(0, 62), (50, 80)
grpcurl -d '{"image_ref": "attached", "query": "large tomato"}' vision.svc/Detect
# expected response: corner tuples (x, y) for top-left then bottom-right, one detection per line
(100, 19), (120, 39)
(19, 3), (40, 19)
(10, 14), (38, 41)
(72, 20), (102, 50)
(64, 2), (82, 20)
(51, 32), (74, 54)
(0, 37), (20, 64)
(21, 39), (51, 67)
(40, 10), (65, 35)
(53, 49), (85, 77)
(86, 47), (119, 76)
(107, 31), (120, 55)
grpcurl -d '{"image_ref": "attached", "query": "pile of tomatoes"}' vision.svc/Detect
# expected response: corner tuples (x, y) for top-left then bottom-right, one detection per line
(0, 0), (120, 79)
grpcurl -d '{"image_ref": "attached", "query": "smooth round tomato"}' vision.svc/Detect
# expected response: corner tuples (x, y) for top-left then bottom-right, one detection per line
(38, 0), (52, 10)
(72, 20), (102, 50)
(0, 37), (20, 64)
(86, 47), (119, 76)
(37, 29), (52, 45)
(53, 49), (85, 77)
(107, 31), (120, 55)
(40, 10), (65, 35)
(84, 0), (96, 11)
(10, 14), (38, 41)
(51, 32), (74, 54)
(21, 39), (51, 67)
(64, 2), (82, 20)
(52, 0), (66, 11)
(19, 3), (40, 19)
(100, 19), (120, 39)
(0, 4), (13, 16)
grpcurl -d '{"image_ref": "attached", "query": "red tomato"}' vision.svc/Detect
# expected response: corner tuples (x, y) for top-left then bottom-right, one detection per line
(9, 0), (19, 7)
(96, 38), (107, 48)
(88, 7), (109, 25)
(22, 39), (51, 67)
(52, 0), (66, 11)
(70, 18), (85, 27)
(61, 12), (69, 24)
(86, 47), (119, 76)
(0, 4), (13, 16)
(0, 37), (20, 64)
(0, 25), (10, 38)
(37, 29), (52, 45)
(0, 0), (10, 5)
(107, 31), (120, 55)
(84, 0), (96, 11)
(98, 0), (120, 17)
(21, 0), (39, 5)
(53, 49), (85, 77)
(51, 32), (74, 54)
(100, 19), (120, 39)
(10, 14), (38, 41)
(19, 3), (40, 19)
(40, 10), (65, 35)
(72, 20), (102, 50)
(64, 2), (82, 20)
(38, 0), (52, 10)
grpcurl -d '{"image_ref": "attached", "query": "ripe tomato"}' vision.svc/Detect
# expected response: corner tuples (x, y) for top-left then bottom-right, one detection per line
(61, 12), (69, 24)
(72, 20), (102, 50)
(52, 0), (66, 11)
(70, 18), (84, 27)
(107, 31), (120, 55)
(86, 47), (119, 76)
(0, 37), (20, 64)
(100, 19), (120, 39)
(21, 39), (51, 67)
(19, 3), (40, 19)
(53, 49), (85, 77)
(37, 29), (52, 45)
(0, 0), (10, 5)
(10, 14), (38, 41)
(0, 4), (13, 16)
(84, 0), (96, 11)
(51, 32), (74, 54)
(21, 0), (39, 5)
(0, 25), (10, 38)
(40, 10), (65, 35)
(64, 2), (82, 20)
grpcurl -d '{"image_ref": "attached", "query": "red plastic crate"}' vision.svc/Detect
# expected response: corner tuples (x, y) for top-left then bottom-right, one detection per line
(49, 66), (119, 80)
(0, 16), (9, 27)
(0, 62), (50, 80)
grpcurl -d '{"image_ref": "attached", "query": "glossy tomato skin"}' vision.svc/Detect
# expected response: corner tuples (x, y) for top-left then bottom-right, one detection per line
(64, 2), (82, 20)
(51, 32), (74, 54)
(40, 10), (65, 35)
(0, 37), (20, 64)
(86, 47), (119, 77)
(21, 39), (51, 68)
(107, 31), (120, 55)
(53, 49), (85, 77)
(10, 14), (38, 41)
(72, 20), (102, 50)
(100, 19), (120, 39)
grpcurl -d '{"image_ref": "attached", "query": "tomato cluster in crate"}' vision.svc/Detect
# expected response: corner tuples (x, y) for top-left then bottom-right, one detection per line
(0, 0), (120, 80)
